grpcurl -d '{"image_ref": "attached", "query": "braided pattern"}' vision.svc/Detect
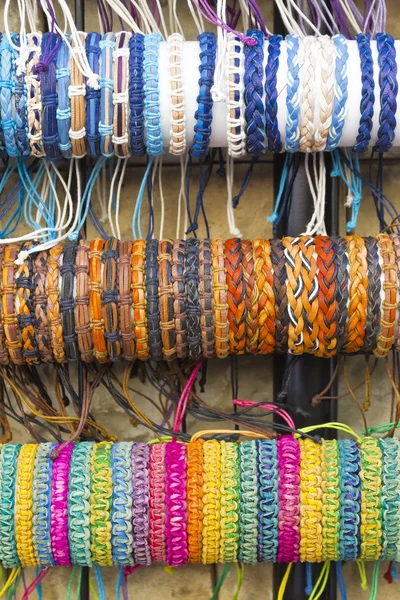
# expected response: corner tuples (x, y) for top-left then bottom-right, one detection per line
(187, 440), (204, 564)
(265, 35), (282, 152)
(13, 34), (29, 156)
(158, 240), (176, 360)
(131, 239), (150, 360)
(89, 239), (108, 363)
(375, 33), (398, 153)
(379, 438), (400, 561)
(199, 240), (215, 357)
(32, 443), (55, 566)
(15, 443), (38, 566)
(0, 34), (17, 157)
(253, 239), (275, 354)
(75, 240), (93, 362)
(90, 441), (113, 566)
(192, 32), (216, 159)
(244, 29), (265, 156)
(299, 438), (322, 563)
(146, 239), (162, 361)
(211, 239), (229, 358)
(185, 238), (202, 359)
(339, 439), (360, 561)
(270, 239), (288, 353)
(172, 240), (188, 358)
(0, 247), (8, 364)
(277, 436), (300, 563)
(360, 438), (382, 560)
(326, 34), (348, 150)
(149, 443), (166, 563)
(257, 440), (278, 562)
(128, 33), (145, 156)
(111, 442), (134, 566)
(313, 36), (335, 152)
(33, 252), (52, 362)
(202, 439), (221, 564)
(353, 34), (374, 153)
(321, 440), (340, 562)
(16, 253), (39, 363)
(51, 444), (73, 566)
(165, 441), (188, 567)
(101, 237), (121, 361)
(225, 238), (247, 354)
(285, 34), (300, 153)
(0, 444), (20, 567)
(363, 237), (381, 353)
(219, 441), (239, 564)
(300, 36), (317, 152)
(241, 239), (257, 354)
(56, 38), (72, 158)
(68, 442), (93, 567)
(374, 234), (397, 358)
(333, 236), (349, 352)
(2, 244), (24, 365)
(314, 237), (338, 357)
(238, 441), (258, 565)
(26, 33), (45, 156)
(131, 442), (151, 565)
(143, 33), (163, 156)
(46, 245), (65, 363)
(343, 236), (367, 353)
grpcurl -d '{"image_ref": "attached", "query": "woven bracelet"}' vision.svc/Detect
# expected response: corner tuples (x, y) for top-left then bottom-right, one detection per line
(68, 441), (94, 567)
(192, 32), (217, 160)
(111, 442), (134, 566)
(132, 442), (151, 565)
(85, 32), (101, 157)
(32, 442), (56, 566)
(238, 440), (258, 565)
(165, 440), (188, 567)
(56, 38), (72, 159)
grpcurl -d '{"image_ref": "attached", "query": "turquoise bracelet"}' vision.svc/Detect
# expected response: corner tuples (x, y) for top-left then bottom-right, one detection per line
(379, 438), (400, 561)
(32, 442), (56, 566)
(0, 444), (21, 567)
(238, 440), (258, 564)
(257, 439), (279, 562)
(68, 441), (94, 566)
(111, 442), (134, 566)
(143, 33), (164, 156)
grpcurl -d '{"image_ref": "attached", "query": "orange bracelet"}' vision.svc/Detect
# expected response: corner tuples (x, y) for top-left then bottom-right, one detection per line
(343, 236), (368, 353)
(187, 439), (204, 564)
(2, 244), (24, 365)
(131, 240), (150, 360)
(241, 239), (258, 354)
(89, 239), (108, 363)
(314, 236), (338, 358)
(253, 239), (275, 354)
(374, 234), (397, 358)
(225, 238), (247, 355)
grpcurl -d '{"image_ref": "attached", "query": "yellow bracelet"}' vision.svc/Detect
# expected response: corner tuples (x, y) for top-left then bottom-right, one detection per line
(90, 441), (113, 566)
(202, 439), (221, 564)
(360, 438), (382, 560)
(321, 439), (340, 561)
(299, 438), (323, 563)
(15, 443), (38, 566)
(219, 441), (239, 563)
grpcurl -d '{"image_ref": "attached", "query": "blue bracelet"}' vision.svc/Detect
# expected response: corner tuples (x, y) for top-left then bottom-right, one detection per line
(111, 442), (134, 566)
(338, 439), (361, 561)
(265, 34), (282, 153)
(144, 33), (164, 156)
(326, 34), (349, 151)
(0, 35), (6, 159)
(40, 32), (61, 161)
(238, 440), (258, 564)
(374, 33), (398, 153)
(68, 441), (94, 566)
(13, 34), (30, 157)
(0, 33), (18, 157)
(257, 439), (278, 562)
(353, 34), (374, 153)
(379, 438), (400, 561)
(99, 33), (115, 157)
(129, 33), (146, 156)
(285, 34), (300, 153)
(244, 29), (265, 156)
(0, 444), (21, 568)
(32, 442), (56, 566)
(56, 38), (72, 159)
(85, 32), (101, 157)
(191, 32), (217, 160)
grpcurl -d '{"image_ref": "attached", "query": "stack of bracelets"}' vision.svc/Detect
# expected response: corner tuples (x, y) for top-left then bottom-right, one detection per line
(0, 435), (396, 568)
(0, 234), (398, 363)
(0, 30), (398, 158)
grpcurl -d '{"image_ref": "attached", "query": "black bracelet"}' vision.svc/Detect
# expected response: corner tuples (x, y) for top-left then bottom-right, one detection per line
(145, 239), (162, 361)
(333, 236), (349, 353)
(185, 238), (201, 360)
(199, 239), (215, 358)
(60, 241), (78, 361)
(362, 236), (381, 353)
(101, 237), (121, 362)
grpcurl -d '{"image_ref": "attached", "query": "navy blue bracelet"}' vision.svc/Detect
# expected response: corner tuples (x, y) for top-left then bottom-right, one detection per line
(338, 439), (361, 561)
(265, 34), (282, 153)
(244, 29), (265, 157)
(129, 33), (146, 157)
(85, 32), (101, 157)
(191, 32), (217, 160)
(12, 35), (29, 157)
(40, 32), (61, 161)
(353, 34), (374, 153)
(56, 38), (72, 159)
(0, 34), (6, 159)
(374, 33), (398, 153)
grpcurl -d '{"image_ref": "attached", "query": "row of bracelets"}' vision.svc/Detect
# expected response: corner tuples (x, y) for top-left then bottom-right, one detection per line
(0, 29), (397, 159)
(0, 234), (399, 364)
(0, 435), (396, 568)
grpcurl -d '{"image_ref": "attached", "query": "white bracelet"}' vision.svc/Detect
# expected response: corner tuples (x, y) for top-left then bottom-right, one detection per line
(299, 36), (316, 153)
(312, 35), (335, 152)
(112, 31), (132, 158)
(226, 33), (246, 157)
(168, 33), (186, 155)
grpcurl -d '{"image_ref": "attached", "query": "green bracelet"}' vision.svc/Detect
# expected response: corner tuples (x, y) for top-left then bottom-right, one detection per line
(219, 441), (239, 563)
(379, 438), (400, 561)
(359, 438), (383, 560)
(69, 442), (94, 566)
(0, 444), (21, 568)
(321, 439), (340, 561)
(238, 440), (258, 564)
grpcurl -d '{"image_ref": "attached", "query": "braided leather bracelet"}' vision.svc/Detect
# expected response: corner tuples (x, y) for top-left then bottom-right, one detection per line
(131, 239), (150, 360)
(13, 34), (30, 157)
(283, 237), (307, 354)
(99, 33), (115, 157)
(26, 33), (45, 157)
(244, 29), (265, 156)
(265, 35), (282, 153)
(113, 32), (131, 158)
(75, 240), (93, 363)
(89, 239), (108, 363)
(172, 239), (188, 359)
(158, 240), (176, 361)
(40, 32), (61, 161)
(211, 238), (229, 359)
(187, 439), (204, 564)
(0, 246), (8, 365)
(314, 236), (339, 357)
(333, 236), (349, 353)
(185, 238), (202, 359)
(300, 36), (317, 152)
(225, 238), (247, 355)
(199, 239), (214, 358)
(102, 237), (121, 362)
(69, 32), (87, 158)
(47, 245), (65, 363)
(374, 234), (397, 358)
(285, 34), (301, 153)
(33, 251), (52, 363)
(326, 34), (348, 151)
(146, 239), (162, 361)
(241, 239), (257, 354)
(313, 35), (335, 152)
(118, 240), (135, 361)
(253, 240), (275, 354)
(363, 237), (381, 353)
(270, 239), (288, 354)
(2, 244), (24, 365)
(60, 241), (78, 361)
(15, 251), (39, 364)
(0, 34), (18, 157)
(85, 32), (101, 157)
(353, 33), (375, 153)
(343, 236), (368, 353)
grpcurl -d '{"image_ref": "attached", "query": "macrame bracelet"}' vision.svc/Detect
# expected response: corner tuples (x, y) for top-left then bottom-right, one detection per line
(379, 438), (400, 561)
(238, 440), (258, 564)
(144, 33), (164, 156)
(257, 439), (278, 562)
(202, 439), (221, 564)
(146, 239), (162, 361)
(68, 441), (94, 567)
(360, 438), (382, 560)
(128, 33), (145, 157)
(13, 34), (29, 157)
(168, 33), (186, 155)
(99, 33), (115, 157)
(185, 238), (202, 359)
(321, 440), (340, 562)
(51, 444), (73, 566)
(299, 438), (322, 563)
(226, 33), (246, 157)
(26, 32), (45, 157)
(16, 444), (38, 566)
(199, 239), (215, 357)
(69, 32), (87, 158)
(339, 439), (360, 561)
(131, 442), (151, 565)
(56, 38), (72, 159)
(60, 241), (78, 361)
(113, 31), (132, 158)
(192, 32), (217, 160)
(0, 33), (18, 157)
(47, 244), (65, 363)
(32, 442), (56, 566)
(85, 32), (101, 157)
(111, 442), (134, 566)
(149, 442), (166, 563)
(220, 440), (239, 563)
(90, 441), (113, 566)
(165, 441), (188, 567)
(0, 444), (21, 568)
(41, 32), (61, 161)
(277, 435), (300, 563)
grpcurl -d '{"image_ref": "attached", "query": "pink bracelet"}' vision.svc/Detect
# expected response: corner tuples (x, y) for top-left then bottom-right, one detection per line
(149, 443), (166, 562)
(51, 444), (73, 566)
(277, 435), (300, 563)
(165, 441), (188, 566)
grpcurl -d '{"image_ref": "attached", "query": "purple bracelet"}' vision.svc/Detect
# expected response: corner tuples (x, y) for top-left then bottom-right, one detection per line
(50, 444), (73, 566)
(131, 442), (151, 565)
(165, 441), (188, 567)
(277, 436), (300, 563)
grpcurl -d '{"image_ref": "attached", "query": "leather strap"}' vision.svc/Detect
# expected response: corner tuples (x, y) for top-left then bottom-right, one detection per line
(374, 234), (397, 358)
(0, 246), (9, 365)
(102, 237), (121, 362)
(241, 239), (257, 354)
(2, 244), (24, 365)
(158, 240), (176, 361)
(199, 239), (215, 358)
(211, 239), (229, 359)
(33, 251), (53, 363)
(391, 234), (400, 351)
(16, 250), (39, 364)
(60, 241), (78, 361)
(253, 239), (275, 354)
(146, 239), (162, 361)
(314, 236), (339, 357)
(172, 240), (188, 359)
(131, 239), (150, 360)
(89, 239), (108, 363)
(75, 240), (93, 363)
(363, 237), (381, 353)
(118, 240), (135, 361)
(333, 236), (348, 353)
(343, 236), (368, 353)
(46, 244), (65, 363)
(224, 238), (247, 355)
(70, 32), (87, 158)
(185, 238), (202, 360)
(270, 239), (288, 354)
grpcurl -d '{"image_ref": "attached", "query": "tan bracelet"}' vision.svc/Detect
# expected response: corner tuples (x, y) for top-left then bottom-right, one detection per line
(374, 234), (397, 358)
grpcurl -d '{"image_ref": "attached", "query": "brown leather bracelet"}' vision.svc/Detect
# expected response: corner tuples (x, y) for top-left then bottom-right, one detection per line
(199, 239), (215, 358)
(118, 240), (135, 361)
(391, 234), (400, 351)
(241, 239), (257, 354)
(158, 240), (176, 361)
(33, 251), (53, 363)
(2, 244), (24, 365)
(343, 235), (368, 353)
(47, 244), (65, 363)
(75, 240), (93, 363)
(211, 238), (229, 359)
(131, 239), (150, 360)
(89, 239), (108, 363)
(374, 234), (397, 358)
(171, 240), (188, 359)
(16, 251), (39, 364)
(253, 239), (275, 354)
(70, 32), (87, 158)
(0, 246), (9, 365)
(270, 239), (288, 354)
(224, 238), (247, 355)
(102, 237), (121, 362)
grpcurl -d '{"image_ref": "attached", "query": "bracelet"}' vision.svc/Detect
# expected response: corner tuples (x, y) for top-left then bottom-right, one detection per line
(343, 236), (368, 353)
(47, 244), (65, 363)
(299, 438), (322, 563)
(321, 439), (340, 562)
(56, 38), (72, 159)
(374, 234), (397, 358)
(113, 31), (132, 158)
(374, 33), (398, 153)
(90, 441), (113, 566)
(0, 247), (8, 365)
(158, 240), (176, 360)
(131, 239), (150, 360)
(51, 444), (73, 566)
(129, 33), (145, 156)
(257, 439), (278, 562)
(277, 435), (300, 563)
(15, 251), (39, 363)
(32, 442), (56, 566)
(75, 240), (93, 362)
(144, 33), (164, 156)
(102, 237), (121, 362)
(111, 442), (134, 566)
(225, 238), (247, 355)
(326, 34), (349, 151)
(149, 442), (166, 563)
(89, 239), (108, 363)
(99, 33), (115, 157)
(338, 439), (360, 561)
(219, 440), (239, 563)
(69, 32), (87, 158)
(202, 439), (221, 564)
(300, 36), (317, 152)
(362, 237), (381, 353)
(334, 236), (349, 353)
(300, 237), (319, 353)
(26, 32), (45, 157)
(192, 32), (217, 160)
(270, 239), (288, 353)
(168, 33), (186, 155)
(0, 444), (21, 568)
(314, 236), (339, 357)
(187, 439), (204, 564)
(0, 34), (18, 157)
(118, 240), (135, 361)
(238, 440), (258, 564)
(33, 252), (52, 363)
(241, 239), (257, 354)
(226, 33), (246, 157)
(146, 239), (162, 361)
(16, 443), (38, 566)
(185, 238), (202, 359)
(60, 241), (78, 361)
(265, 35), (282, 153)
(244, 29), (265, 156)
(360, 438), (382, 560)
(132, 442), (151, 565)
(13, 34), (29, 157)
(41, 32), (61, 161)
(68, 441), (94, 566)
(353, 34), (374, 153)
(379, 438), (400, 561)
(285, 34), (301, 153)
(392, 233), (400, 351)
(199, 239), (215, 358)
(312, 35), (335, 152)
(211, 238), (229, 359)
(85, 32), (101, 157)
(2, 244), (24, 365)
(165, 441), (188, 567)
